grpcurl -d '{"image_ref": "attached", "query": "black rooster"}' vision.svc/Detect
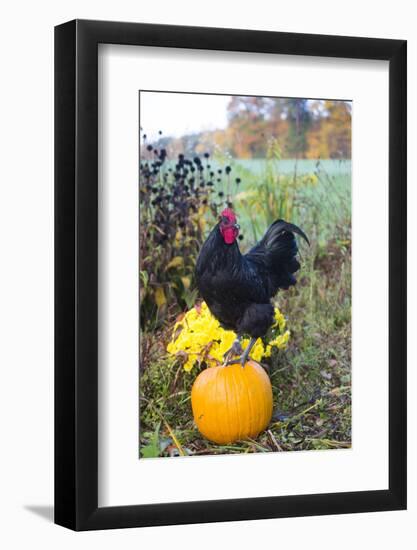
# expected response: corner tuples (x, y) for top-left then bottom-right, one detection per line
(195, 208), (309, 366)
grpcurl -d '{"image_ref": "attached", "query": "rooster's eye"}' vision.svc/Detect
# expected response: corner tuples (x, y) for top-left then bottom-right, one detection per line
(221, 216), (229, 224)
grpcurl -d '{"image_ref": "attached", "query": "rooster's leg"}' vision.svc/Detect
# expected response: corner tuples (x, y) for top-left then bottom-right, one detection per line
(223, 336), (243, 364)
(239, 337), (257, 367)
(224, 337), (257, 367)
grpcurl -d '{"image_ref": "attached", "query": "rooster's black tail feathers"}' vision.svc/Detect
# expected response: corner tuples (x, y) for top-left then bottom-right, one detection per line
(259, 220), (309, 250)
(245, 219), (309, 296)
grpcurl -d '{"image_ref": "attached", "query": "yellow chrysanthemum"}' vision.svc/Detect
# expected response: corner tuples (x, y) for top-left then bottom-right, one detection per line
(167, 301), (290, 371)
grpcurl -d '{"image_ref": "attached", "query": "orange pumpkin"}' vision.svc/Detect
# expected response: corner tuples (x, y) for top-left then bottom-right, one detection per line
(191, 360), (273, 444)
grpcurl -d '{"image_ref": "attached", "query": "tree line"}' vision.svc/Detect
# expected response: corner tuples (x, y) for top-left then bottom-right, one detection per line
(154, 97), (351, 160)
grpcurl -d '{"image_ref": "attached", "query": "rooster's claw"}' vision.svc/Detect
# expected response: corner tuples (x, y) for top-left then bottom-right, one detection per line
(223, 338), (243, 363)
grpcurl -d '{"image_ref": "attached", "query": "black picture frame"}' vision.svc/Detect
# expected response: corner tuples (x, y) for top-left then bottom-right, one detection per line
(55, 19), (407, 531)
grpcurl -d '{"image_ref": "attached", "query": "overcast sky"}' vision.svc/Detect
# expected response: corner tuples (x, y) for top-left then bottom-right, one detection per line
(140, 91), (230, 140)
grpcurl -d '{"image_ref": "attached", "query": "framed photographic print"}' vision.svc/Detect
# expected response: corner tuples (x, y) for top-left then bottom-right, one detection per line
(55, 19), (407, 530)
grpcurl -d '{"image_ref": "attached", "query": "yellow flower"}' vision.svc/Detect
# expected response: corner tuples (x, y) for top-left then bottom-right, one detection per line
(167, 302), (291, 372)
(301, 173), (318, 187)
(272, 308), (286, 331)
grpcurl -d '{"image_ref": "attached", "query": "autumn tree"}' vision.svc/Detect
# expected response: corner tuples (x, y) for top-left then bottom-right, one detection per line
(284, 99), (312, 158)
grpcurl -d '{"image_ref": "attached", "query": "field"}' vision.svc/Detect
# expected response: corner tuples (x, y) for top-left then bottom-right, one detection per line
(139, 156), (351, 458)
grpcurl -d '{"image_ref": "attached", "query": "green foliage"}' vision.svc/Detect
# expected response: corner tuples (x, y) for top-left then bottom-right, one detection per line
(140, 423), (167, 458)
(234, 155), (350, 249)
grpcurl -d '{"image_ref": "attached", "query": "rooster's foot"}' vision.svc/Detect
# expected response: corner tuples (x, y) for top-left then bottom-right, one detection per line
(224, 355), (249, 367)
(237, 337), (257, 367)
(223, 338), (243, 365)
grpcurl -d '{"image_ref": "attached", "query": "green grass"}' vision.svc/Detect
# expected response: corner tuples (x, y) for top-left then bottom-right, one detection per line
(139, 158), (351, 458)
(235, 158), (351, 176)
(232, 159), (351, 247)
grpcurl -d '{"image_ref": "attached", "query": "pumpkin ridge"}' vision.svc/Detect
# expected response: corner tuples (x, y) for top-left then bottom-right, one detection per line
(214, 367), (223, 443)
(252, 364), (261, 435)
(245, 364), (254, 438)
(256, 364), (265, 433)
(201, 369), (210, 437)
(257, 364), (266, 433)
(232, 364), (243, 440)
(222, 367), (233, 443)
(226, 365), (236, 439)
(249, 363), (261, 437)
(221, 366), (231, 444)
(265, 367), (271, 428)
(261, 370), (266, 430)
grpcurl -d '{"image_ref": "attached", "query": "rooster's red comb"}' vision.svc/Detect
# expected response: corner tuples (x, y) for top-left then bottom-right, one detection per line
(220, 208), (237, 223)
